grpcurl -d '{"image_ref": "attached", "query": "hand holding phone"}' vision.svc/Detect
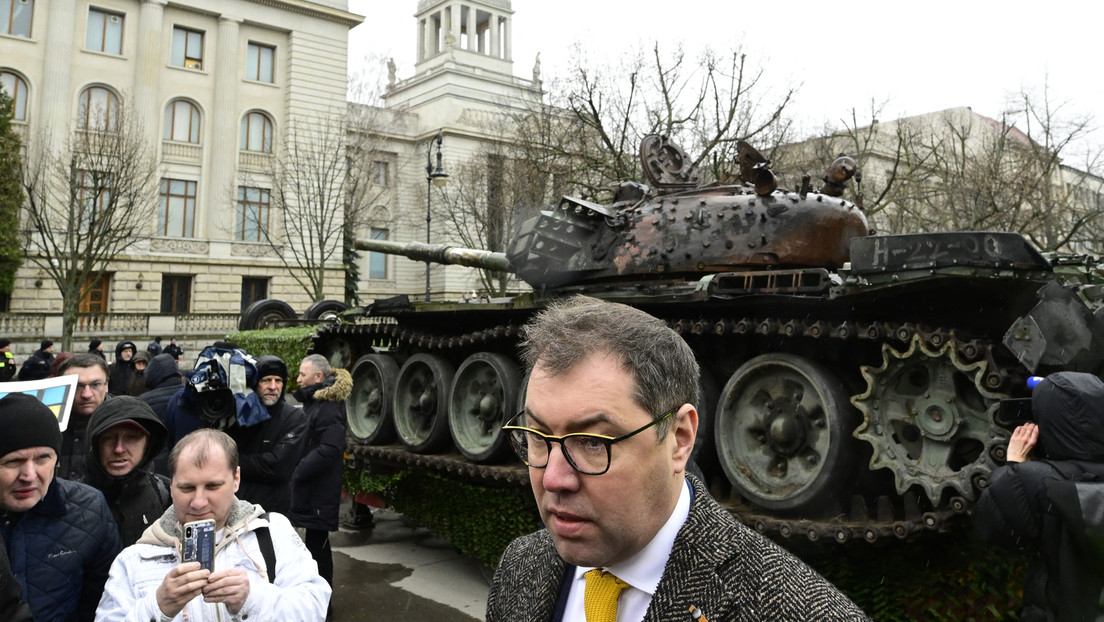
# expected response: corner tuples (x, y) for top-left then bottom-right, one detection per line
(182, 519), (216, 573)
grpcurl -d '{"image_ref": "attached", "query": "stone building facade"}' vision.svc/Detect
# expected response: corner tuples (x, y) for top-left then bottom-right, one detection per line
(0, 0), (361, 349)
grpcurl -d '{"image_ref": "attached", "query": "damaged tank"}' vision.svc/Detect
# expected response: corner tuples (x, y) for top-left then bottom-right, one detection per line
(313, 134), (1104, 543)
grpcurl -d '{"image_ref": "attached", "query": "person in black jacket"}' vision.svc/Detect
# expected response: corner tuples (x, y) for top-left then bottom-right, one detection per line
(88, 339), (106, 360)
(230, 355), (308, 516)
(107, 341), (136, 396)
(0, 339), (16, 382)
(0, 544), (32, 622)
(84, 396), (171, 546)
(138, 354), (182, 475)
(55, 353), (111, 483)
(290, 354), (350, 595)
(0, 392), (121, 622)
(17, 340), (53, 381)
(974, 371), (1104, 621)
(163, 337), (184, 362)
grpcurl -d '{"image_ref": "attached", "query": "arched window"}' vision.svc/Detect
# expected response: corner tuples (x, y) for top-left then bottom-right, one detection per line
(239, 111), (272, 153)
(77, 86), (118, 131)
(163, 99), (200, 143)
(0, 71), (27, 121)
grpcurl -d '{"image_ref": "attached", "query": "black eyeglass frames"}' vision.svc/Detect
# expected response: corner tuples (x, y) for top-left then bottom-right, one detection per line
(502, 408), (676, 475)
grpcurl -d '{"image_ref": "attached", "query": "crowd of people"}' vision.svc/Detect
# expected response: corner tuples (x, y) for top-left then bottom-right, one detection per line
(0, 337), (348, 621)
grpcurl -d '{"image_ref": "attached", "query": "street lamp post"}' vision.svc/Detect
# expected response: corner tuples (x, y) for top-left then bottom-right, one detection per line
(425, 130), (448, 301)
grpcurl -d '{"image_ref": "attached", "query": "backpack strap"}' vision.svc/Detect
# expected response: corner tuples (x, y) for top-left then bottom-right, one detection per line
(256, 512), (276, 584)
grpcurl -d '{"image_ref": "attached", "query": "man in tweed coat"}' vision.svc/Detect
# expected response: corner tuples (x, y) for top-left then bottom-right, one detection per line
(486, 296), (869, 622)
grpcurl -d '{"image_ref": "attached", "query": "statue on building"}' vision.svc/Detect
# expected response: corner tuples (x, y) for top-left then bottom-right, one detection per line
(387, 57), (397, 89)
(532, 53), (541, 85)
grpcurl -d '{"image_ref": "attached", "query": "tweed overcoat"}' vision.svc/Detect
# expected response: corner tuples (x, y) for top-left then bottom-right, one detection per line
(486, 476), (870, 622)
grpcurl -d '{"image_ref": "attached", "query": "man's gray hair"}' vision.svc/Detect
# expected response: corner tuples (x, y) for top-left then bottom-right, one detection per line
(519, 295), (699, 438)
(301, 353), (331, 377)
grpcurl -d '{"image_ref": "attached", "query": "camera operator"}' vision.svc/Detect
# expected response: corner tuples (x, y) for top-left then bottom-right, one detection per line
(163, 346), (306, 515)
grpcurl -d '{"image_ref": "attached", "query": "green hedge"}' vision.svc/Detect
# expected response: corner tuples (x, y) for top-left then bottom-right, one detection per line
(224, 325), (323, 390)
(343, 463), (540, 568)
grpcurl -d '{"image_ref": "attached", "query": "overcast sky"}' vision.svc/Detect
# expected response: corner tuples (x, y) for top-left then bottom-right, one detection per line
(347, 1), (1103, 146)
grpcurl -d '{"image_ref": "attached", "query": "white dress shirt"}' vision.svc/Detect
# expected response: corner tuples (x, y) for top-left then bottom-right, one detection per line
(562, 478), (692, 621)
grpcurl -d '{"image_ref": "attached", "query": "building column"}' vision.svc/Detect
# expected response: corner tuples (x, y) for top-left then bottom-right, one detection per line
(134, 0), (167, 149)
(488, 11), (499, 58)
(501, 15), (511, 61)
(38, 0), (77, 154)
(448, 3), (460, 50)
(204, 14), (242, 239)
(423, 16), (435, 58)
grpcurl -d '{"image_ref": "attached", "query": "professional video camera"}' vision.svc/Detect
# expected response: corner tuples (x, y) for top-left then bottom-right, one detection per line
(184, 345), (268, 426)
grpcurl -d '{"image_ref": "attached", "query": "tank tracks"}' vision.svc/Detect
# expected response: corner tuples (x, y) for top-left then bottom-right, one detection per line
(321, 314), (1019, 544)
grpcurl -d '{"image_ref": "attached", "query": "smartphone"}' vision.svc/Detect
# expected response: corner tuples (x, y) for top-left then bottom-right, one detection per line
(182, 519), (216, 572)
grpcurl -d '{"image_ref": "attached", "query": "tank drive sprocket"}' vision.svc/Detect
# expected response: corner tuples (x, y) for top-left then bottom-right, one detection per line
(851, 335), (1009, 504)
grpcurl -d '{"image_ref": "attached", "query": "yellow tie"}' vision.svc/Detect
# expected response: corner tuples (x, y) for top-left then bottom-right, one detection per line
(584, 569), (629, 622)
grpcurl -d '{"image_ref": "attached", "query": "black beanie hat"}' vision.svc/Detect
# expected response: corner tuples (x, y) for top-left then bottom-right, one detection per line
(0, 339), (10, 349)
(254, 355), (289, 385)
(89, 339), (102, 350)
(39, 340), (53, 351)
(0, 393), (62, 458)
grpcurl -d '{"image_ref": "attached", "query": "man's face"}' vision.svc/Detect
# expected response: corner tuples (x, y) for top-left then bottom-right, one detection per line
(297, 361), (323, 387)
(97, 424), (148, 477)
(257, 375), (284, 407)
(44, 346), (54, 354)
(71, 366), (109, 416)
(0, 345), (9, 353)
(120, 348), (133, 361)
(524, 352), (696, 568)
(171, 443), (240, 530)
(0, 447), (57, 512)
(134, 359), (147, 372)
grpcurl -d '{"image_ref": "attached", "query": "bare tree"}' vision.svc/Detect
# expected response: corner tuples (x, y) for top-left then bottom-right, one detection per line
(510, 43), (796, 202)
(20, 97), (159, 349)
(774, 87), (1104, 249)
(431, 139), (545, 296)
(242, 59), (396, 305)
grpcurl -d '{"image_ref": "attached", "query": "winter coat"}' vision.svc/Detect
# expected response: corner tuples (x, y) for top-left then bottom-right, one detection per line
(1, 477), (122, 622)
(17, 348), (53, 381)
(57, 409), (94, 483)
(84, 397), (172, 546)
(974, 371), (1104, 621)
(0, 350), (16, 381)
(0, 544), (32, 622)
(139, 354), (182, 475)
(95, 500), (330, 621)
(107, 341), (137, 396)
(146, 340), (162, 357)
(487, 476), (870, 622)
(163, 342), (184, 361)
(232, 398), (308, 516)
(126, 351), (151, 397)
(289, 368), (350, 531)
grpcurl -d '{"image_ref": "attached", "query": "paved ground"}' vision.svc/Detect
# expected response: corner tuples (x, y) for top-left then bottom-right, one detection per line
(329, 505), (489, 621)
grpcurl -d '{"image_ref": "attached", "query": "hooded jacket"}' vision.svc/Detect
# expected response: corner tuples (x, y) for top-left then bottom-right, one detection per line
(95, 500), (330, 621)
(84, 397), (171, 546)
(1, 477), (122, 622)
(139, 354), (183, 475)
(289, 368), (351, 531)
(108, 341), (137, 396)
(17, 347), (53, 381)
(974, 371), (1104, 621)
(127, 351), (151, 397)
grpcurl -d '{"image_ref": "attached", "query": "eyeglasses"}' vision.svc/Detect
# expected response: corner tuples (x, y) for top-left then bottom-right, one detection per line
(77, 381), (107, 392)
(502, 408), (676, 475)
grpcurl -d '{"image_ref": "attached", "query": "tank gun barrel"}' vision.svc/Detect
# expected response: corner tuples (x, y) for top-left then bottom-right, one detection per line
(353, 239), (514, 273)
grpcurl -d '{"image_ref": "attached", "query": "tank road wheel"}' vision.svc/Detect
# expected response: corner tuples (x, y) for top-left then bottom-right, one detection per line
(239, 299), (295, 331)
(449, 353), (521, 463)
(852, 336), (1006, 503)
(393, 354), (455, 453)
(715, 353), (859, 511)
(348, 354), (400, 445)
(302, 300), (348, 322)
(313, 335), (353, 370)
